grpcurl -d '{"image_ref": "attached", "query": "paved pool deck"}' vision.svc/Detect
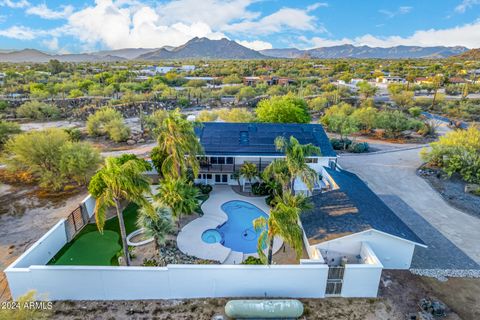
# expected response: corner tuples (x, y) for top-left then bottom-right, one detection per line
(177, 185), (283, 264)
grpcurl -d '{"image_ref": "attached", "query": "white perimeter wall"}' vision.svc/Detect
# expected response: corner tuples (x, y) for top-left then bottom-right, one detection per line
(314, 230), (417, 269)
(6, 264), (329, 301)
(341, 243), (383, 298)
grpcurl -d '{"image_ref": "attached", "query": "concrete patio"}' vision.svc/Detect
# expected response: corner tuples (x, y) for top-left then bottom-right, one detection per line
(176, 185), (282, 264)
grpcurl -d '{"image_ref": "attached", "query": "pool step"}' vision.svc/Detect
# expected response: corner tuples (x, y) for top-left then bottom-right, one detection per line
(223, 251), (244, 265)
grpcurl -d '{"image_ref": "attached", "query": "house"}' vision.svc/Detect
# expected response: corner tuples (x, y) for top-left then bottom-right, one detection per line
(376, 76), (405, 84)
(243, 76), (294, 87)
(0, 72), (5, 86)
(243, 76), (261, 86)
(415, 77), (432, 85)
(193, 122), (337, 189)
(301, 167), (426, 271)
(448, 77), (466, 85)
(155, 66), (176, 74)
(181, 65), (196, 72)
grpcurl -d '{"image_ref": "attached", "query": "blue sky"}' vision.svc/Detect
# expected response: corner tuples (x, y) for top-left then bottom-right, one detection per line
(0, 0), (479, 53)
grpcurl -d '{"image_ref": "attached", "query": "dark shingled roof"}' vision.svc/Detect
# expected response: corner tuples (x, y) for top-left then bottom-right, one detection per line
(195, 122), (336, 157)
(301, 167), (425, 246)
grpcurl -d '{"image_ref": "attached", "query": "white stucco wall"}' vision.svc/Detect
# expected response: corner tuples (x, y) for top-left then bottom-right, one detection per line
(341, 243), (383, 298)
(6, 264), (329, 301)
(81, 195), (96, 218)
(314, 230), (418, 269)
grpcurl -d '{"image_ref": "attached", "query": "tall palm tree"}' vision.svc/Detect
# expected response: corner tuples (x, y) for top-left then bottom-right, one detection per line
(240, 162), (258, 193)
(273, 136), (320, 193)
(88, 156), (154, 266)
(254, 201), (303, 265)
(155, 109), (203, 179)
(273, 190), (313, 212)
(137, 203), (174, 253)
(262, 159), (291, 194)
(156, 178), (201, 228)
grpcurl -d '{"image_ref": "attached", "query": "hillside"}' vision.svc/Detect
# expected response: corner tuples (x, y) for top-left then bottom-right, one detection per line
(137, 37), (266, 60)
(0, 49), (125, 63)
(455, 48), (480, 60)
(261, 45), (468, 59)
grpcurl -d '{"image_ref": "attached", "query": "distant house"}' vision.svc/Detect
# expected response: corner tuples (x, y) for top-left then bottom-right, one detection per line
(155, 66), (176, 74)
(376, 76), (405, 84)
(448, 77), (466, 85)
(243, 76), (294, 87)
(181, 65), (196, 72)
(301, 167), (426, 270)
(243, 76), (261, 86)
(0, 72), (5, 86)
(415, 77), (432, 85)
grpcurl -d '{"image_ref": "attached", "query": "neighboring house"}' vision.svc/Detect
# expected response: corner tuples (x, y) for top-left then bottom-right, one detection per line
(243, 76), (294, 87)
(415, 77), (432, 85)
(0, 72), (5, 86)
(155, 66), (176, 74)
(243, 76), (261, 86)
(448, 77), (466, 85)
(376, 76), (405, 84)
(301, 167), (426, 271)
(193, 122), (337, 190)
(181, 65), (196, 72)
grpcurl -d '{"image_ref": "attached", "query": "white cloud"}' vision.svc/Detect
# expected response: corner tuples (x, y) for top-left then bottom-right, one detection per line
(26, 4), (74, 20)
(236, 39), (272, 50)
(379, 6), (412, 19)
(306, 2), (328, 12)
(0, 25), (36, 40)
(300, 19), (480, 49)
(455, 0), (480, 13)
(42, 37), (59, 51)
(0, 0), (29, 8)
(225, 7), (320, 35)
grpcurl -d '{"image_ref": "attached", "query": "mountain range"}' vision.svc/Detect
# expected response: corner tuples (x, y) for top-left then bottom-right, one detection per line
(0, 38), (474, 62)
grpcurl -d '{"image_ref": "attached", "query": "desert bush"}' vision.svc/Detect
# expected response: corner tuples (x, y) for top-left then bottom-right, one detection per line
(348, 142), (369, 153)
(242, 256), (263, 265)
(0, 120), (21, 146)
(16, 101), (60, 120)
(86, 107), (130, 142)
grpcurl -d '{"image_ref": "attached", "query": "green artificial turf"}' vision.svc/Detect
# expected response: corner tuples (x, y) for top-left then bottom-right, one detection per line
(48, 203), (140, 266)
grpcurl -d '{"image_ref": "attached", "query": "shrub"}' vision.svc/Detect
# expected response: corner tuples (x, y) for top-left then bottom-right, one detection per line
(0, 120), (21, 146)
(16, 101), (60, 120)
(408, 106), (422, 118)
(104, 118), (130, 142)
(195, 183), (212, 195)
(330, 138), (352, 150)
(348, 142), (369, 153)
(86, 107), (130, 142)
(64, 127), (82, 141)
(251, 182), (270, 196)
(242, 256), (263, 265)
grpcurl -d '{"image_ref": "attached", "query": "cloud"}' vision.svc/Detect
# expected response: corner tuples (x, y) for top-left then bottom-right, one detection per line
(0, 25), (37, 40)
(455, 0), (480, 13)
(26, 4), (74, 20)
(225, 7), (320, 35)
(300, 19), (480, 49)
(379, 6), (412, 19)
(0, 0), (29, 8)
(42, 37), (59, 51)
(306, 2), (328, 11)
(236, 39), (272, 50)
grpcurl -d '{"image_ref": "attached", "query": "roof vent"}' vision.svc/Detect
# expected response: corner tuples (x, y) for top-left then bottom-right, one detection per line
(239, 131), (249, 145)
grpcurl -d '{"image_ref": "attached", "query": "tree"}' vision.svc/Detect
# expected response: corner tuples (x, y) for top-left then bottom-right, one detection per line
(88, 156), (154, 266)
(256, 94), (311, 123)
(240, 162), (258, 192)
(375, 110), (422, 138)
(156, 178), (201, 227)
(254, 200), (303, 265)
(274, 136), (320, 192)
(197, 110), (218, 122)
(217, 108), (255, 122)
(350, 107), (378, 132)
(431, 75), (444, 109)
(4, 128), (100, 190)
(86, 107), (130, 142)
(155, 109), (203, 179)
(236, 86), (257, 101)
(391, 91), (415, 110)
(137, 203), (174, 253)
(104, 118), (131, 142)
(357, 81), (378, 100)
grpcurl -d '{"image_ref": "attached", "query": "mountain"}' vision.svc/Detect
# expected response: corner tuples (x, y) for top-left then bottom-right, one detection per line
(454, 48), (480, 60)
(95, 48), (158, 60)
(261, 45), (469, 59)
(137, 37), (266, 60)
(0, 49), (126, 63)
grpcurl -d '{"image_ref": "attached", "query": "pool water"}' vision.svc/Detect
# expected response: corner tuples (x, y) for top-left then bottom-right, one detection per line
(201, 229), (223, 244)
(202, 200), (268, 254)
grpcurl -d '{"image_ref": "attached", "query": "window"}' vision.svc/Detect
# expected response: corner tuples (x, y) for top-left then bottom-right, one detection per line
(210, 157), (218, 164)
(306, 158), (319, 163)
(206, 174), (212, 179)
(218, 157), (226, 164)
(226, 157), (234, 164)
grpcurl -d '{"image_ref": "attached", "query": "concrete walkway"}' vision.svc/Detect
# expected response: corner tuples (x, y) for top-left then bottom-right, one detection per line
(339, 148), (480, 267)
(177, 185), (282, 264)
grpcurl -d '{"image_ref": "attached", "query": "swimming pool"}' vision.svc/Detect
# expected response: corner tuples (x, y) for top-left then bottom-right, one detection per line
(201, 200), (268, 254)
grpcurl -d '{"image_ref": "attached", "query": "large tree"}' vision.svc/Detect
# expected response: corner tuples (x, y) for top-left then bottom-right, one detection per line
(255, 94), (311, 123)
(88, 156), (154, 266)
(154, 109), (203, 179)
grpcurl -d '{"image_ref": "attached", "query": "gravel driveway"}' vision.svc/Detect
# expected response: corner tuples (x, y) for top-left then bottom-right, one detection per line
(339, 148), (480, 270)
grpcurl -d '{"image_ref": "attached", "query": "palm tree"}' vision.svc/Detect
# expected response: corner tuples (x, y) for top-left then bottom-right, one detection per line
(240, 162), (258, 193)
(156, 178), (201, 228)
(137, 203), (174, 253)
(262, 159), (291, 194)
(254, 201), (303, 265)
(273, 136), (320, 193)
(155, 109), (203, 179)
(88, 156), (154, 266)
(273, 190), (313, 212)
